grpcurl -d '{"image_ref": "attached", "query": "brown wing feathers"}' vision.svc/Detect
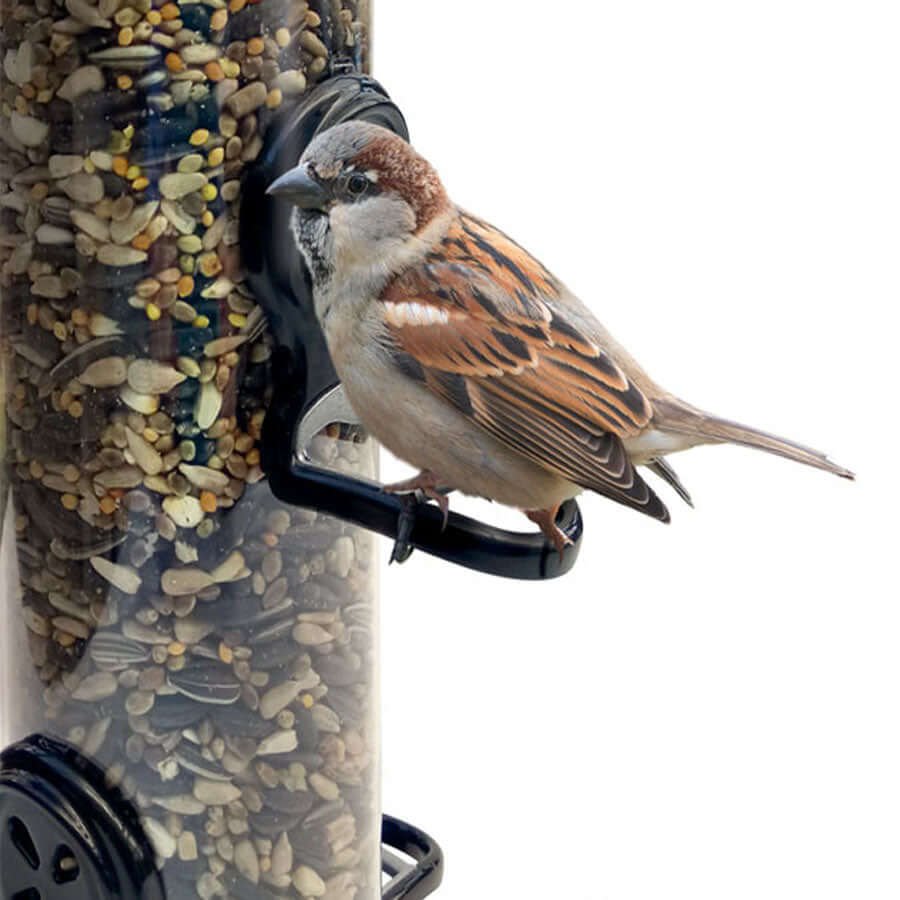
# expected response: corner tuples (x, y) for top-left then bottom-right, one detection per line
(381, 212), (670, 522)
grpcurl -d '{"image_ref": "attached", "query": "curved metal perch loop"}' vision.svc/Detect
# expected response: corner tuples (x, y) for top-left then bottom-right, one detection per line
(243, 74), (584, 580)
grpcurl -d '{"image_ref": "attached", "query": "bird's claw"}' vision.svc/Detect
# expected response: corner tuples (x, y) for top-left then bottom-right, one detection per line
(389, 492), (419, 565)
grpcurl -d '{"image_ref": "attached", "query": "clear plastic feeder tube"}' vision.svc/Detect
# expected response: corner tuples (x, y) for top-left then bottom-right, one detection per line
(0, 1), (380, 898)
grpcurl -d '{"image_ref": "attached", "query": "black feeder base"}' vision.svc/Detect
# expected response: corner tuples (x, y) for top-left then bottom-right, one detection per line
(0, 735), (443, 900)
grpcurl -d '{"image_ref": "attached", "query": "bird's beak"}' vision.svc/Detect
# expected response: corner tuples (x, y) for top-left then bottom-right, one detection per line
(266, 165), (331, 211)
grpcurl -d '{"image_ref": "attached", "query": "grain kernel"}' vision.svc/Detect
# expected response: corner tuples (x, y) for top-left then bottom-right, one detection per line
(266, 88), (282, 109)
(228, 313), (246, 328)
(275, 27), (290, 47)
(190, 128), (210, 147)
(210, 8), (228, 29)
(125, 164), (142, 181)
(69, 401), (84, 419)
(146, 9), (161, 24)
(201, 183), (218, 201)
(118, 26), (134, 45)
(177, 276), (195, 298)
(117, 74), (133, 90)
(132, 176), (150, 192)
(112, 156), (129, 176)
(201, 210), (215, 227)
(132, 234), (151, 251)
(99, 496), (117, 515)
(160, 2), (179, 19)
(193, 315), (210, 328)
(205, 61), (224, 81)
(61, 493), (80, 511)
(207, 147), (225, 167)
(247, 37), (264, 55)
(168, 641), (186, 656)
(165, 52), (184, 72)
(146, 302), (162, 321)
(201, 491), (217, 512)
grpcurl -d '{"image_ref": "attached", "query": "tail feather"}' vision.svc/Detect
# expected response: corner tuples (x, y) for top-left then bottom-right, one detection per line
(654, 399), (855, 480)
(648, 458), (694, 507)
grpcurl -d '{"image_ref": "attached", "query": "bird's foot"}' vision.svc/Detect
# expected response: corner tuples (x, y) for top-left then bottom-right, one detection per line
(383, 469), (451, 531)
(390, 493), (419, 565)
(524, 505), (574, 560)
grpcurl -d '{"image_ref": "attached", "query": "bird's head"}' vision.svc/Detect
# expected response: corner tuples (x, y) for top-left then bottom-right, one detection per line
(268, 122), (451, 286)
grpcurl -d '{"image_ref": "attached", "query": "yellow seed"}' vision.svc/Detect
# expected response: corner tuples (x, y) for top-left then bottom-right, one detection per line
(160, 2), (179, 19)
(218, 641), (232, 663)
(275, 27), (290, 47)
(201, 183), (218, 201)
(53, 321), (68, 341)
(146, 302), (161, 321)
(221, 59), (240, 78)
(132, 233), (151, 251)
(99, 495), (117, 515)
(300, 694), (314, 710)
(125, 164), (141, 181)
(210, 8), (227, 29)
(228, 313), (246, 328)
(166, 52), (184, 72)
(29, 460), (44, 479)
(117, 74), (133, 90)
(193, 315), (210, 328)
(190, 128), (210, 146)
(83, 158), (96, 174)
(146, 9), (161, 24)
(132, 176), (150, 192)
(118, 26), (134, 45)
(123, 124), (134, 140)
(207, 147), (224, 167)
(266, 88), (283, 109)
(247, 37), (264, 56)
(61, 493), (80, 511)
(112, 155), (128, 176)
(201, 210), (215, 227)
(69, 400), (84, 419)
(245, 448), (260, 466)
(167, 641), (186, 656)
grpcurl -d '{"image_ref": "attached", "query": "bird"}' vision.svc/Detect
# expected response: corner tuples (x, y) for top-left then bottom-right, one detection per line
(267, 121), (853, 555)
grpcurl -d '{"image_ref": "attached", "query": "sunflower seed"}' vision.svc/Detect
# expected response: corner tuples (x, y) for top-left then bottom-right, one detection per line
(168, 663), (241, 705)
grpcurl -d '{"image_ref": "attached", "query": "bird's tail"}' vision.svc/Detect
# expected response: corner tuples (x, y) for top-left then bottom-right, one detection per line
(653, 398), (855, 480)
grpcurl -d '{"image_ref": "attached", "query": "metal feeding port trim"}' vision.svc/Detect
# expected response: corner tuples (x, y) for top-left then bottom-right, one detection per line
(241, 73), (584, 580)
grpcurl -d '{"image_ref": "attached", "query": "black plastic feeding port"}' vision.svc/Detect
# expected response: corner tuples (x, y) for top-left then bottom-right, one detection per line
(0, 736), (444, 900)
(241, 74), (584, 580)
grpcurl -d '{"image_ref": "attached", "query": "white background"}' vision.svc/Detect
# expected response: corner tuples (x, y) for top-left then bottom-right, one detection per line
(375, 3), (899, 899)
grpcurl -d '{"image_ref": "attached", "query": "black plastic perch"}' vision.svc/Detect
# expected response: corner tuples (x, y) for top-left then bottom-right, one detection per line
(242, 74), (584, 580)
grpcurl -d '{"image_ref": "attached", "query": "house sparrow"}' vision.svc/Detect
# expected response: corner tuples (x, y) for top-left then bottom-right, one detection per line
(267, 121), (853, 554)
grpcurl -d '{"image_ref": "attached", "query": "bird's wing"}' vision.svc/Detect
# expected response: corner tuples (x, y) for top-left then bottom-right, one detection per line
(379, 211), (669, 521)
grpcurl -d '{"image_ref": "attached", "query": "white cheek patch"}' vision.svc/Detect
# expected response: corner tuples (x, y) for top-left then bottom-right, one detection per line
(383, 301), (451, 328)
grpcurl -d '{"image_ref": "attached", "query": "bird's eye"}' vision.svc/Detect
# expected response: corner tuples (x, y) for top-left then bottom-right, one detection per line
(347, 173), (369, 196)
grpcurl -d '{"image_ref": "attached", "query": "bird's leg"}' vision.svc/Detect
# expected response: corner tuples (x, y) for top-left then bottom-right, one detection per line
(382, 469), (451, 531)
(524, 505), (573, 560)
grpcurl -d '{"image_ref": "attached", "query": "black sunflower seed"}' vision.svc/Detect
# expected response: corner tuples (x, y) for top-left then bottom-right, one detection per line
(167, 663), (242, 705)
